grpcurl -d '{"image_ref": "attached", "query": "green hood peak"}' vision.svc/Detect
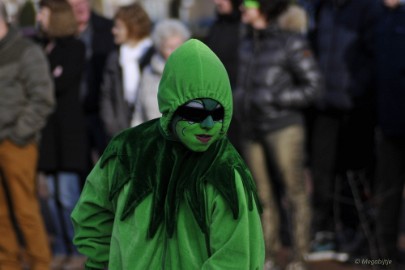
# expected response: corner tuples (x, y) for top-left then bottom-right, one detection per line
(157, 39), (233, 138)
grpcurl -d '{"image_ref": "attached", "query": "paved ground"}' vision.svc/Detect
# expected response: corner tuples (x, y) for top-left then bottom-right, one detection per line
(276, 246), (401, 270)
(309, 261), (367, 270)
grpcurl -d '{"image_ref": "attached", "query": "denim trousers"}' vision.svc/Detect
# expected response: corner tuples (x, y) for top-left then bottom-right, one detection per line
(44, 172), (81, 256)
(242, 125), (311, 261)
(0, 140), (51, 270)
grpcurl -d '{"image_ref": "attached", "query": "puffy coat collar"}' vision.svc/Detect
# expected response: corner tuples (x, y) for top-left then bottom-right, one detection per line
(276, 4), (308, 33)
(246, 4), (309, 38)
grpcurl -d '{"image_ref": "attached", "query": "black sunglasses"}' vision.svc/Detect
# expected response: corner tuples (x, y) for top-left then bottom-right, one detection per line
(175, 106), (225, 123)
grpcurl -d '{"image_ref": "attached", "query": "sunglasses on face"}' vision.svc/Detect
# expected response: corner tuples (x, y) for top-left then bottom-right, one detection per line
(175, 106), (225, 123)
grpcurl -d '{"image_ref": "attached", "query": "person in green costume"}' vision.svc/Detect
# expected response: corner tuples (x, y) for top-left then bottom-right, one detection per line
(71, 38), (265, 269)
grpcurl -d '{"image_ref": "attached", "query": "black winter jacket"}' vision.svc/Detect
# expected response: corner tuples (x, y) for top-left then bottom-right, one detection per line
(38, 37), (88, 172)
(235, 23), (321, 138)
(204, 11), (241, 88)
(375, 4), (405, 137)
(309, 0), (381, 111)
(81, 12), (116, 115)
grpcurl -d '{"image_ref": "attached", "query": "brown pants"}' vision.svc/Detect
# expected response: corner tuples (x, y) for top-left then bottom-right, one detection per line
(0, 140), (51, 270)
(243, 125), (311, 261)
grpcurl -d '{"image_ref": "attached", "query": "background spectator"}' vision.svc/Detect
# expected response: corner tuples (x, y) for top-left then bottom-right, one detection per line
(204, 0), (241, 88)
(0, 1), (54, 268)
(204, 0), (243, 153)
(100, 2), (154, 139)
(35, 0), (87, 268)
(374, 0), (405, 267)
(131, 18), (190, 127)
(306, 0), (382, 262)
(67, 0), (115, 167)
(234, 0), (321, 269)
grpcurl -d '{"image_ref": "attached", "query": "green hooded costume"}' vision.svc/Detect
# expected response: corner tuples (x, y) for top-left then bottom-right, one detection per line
(71, 39), (265, 270)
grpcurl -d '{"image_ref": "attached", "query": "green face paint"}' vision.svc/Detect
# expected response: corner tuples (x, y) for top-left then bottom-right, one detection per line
(173, 99), (224, 152)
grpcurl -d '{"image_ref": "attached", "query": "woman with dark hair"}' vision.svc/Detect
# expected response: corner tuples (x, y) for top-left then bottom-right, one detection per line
(235, 0), (321, 269)
(100, 3), (154, 140)
(36, 0), (87, 268)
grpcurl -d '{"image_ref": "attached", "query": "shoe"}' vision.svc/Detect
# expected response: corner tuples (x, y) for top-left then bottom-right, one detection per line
(286, 261), (308, 270)
(62, 255), (86, 270)
(305, 231), (349, 262)
(264, 260), (282, 270)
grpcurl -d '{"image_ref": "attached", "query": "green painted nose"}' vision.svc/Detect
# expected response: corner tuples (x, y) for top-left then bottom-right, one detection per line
(200, 115), (214, 129)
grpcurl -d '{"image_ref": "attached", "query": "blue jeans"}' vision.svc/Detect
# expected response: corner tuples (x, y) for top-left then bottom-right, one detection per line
(45, 172), (81, 255)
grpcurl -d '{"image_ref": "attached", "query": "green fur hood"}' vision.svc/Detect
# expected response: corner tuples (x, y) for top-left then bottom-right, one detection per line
(157, 39), (233, 138)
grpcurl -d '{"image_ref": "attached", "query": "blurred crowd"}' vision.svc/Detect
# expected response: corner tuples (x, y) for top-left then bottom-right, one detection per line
(0, 0), (404, 269)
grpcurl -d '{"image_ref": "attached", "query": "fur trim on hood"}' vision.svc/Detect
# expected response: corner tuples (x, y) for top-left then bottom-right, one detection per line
(277, 4), (308, 33)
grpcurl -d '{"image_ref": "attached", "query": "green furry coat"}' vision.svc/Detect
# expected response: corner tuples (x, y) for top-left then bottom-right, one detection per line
(71, 39), (264, 270)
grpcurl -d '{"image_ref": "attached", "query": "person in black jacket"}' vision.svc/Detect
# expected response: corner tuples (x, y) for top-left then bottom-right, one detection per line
(305, 0), (382, 261)
(234, 0), (321, 269)
(67, 0), (115, 167)
(204, 0), (243, 153)
(205, 0), (241, 88)
(374, 0), (405, 266)
(36, 0), (87, 268)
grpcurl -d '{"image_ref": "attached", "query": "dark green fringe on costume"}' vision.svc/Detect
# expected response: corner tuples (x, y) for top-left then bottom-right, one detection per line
(100, 119), (262, 239)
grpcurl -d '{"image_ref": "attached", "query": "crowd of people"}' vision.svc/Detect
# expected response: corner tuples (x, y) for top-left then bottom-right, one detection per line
(0, 0), (404, 269)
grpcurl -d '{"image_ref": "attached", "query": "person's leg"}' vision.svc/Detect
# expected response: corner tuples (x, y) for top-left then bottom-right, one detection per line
(57, 171), (81, 254)
(0, 140), (51, 270)
(375, 132), (405, 262)
(310, 112), (340, 235)
(243, 140), (281, 263)
(0, 147), (22, 270)
(267, 125), (310, 262)
(46, 174), (68, 255)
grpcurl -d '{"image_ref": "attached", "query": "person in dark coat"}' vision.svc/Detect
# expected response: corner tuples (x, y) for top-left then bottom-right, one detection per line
(305, 0), (382, 261)
(67, 0), (115, 167)
(36, 0), (87, 268)
(234, 0), (321, 269)
(204, 0), (243, 153)
(204, 0), (241, 88)
(374, 0), (405, 266)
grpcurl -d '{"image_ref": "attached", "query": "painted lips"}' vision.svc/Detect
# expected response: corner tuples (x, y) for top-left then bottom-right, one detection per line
(196, 134), (212, 143)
